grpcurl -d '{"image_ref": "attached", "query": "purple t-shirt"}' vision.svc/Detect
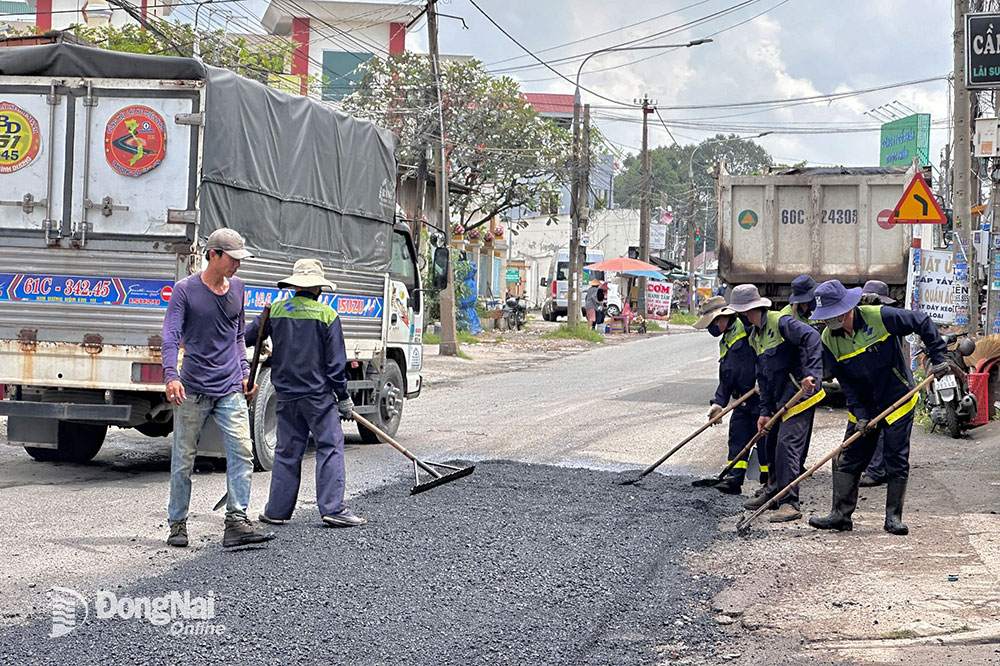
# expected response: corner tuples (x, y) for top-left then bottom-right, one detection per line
(161, 273), (250, 397)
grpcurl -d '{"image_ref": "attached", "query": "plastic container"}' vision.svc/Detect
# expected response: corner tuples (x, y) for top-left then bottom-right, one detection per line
(968, 372), (990, 426)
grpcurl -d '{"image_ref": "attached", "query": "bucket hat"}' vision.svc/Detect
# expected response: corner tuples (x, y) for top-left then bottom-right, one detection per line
(788, 274), (817, 305)
(277, 258), (337, 291)
(861, 280), (896, 305)
(727, 284), (772, 313)
(205, 228), (253, 260)
(812, 280), (863, 320)
(693, 295), (735, 329)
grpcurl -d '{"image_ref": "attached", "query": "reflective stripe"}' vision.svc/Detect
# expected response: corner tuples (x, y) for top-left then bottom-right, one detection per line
(759, 464), (769, 473)
(782, 388), (826, 421)
(728, 460), (748, 470)
(847, 411), (856, 423)
(837, 333), (890, 361)
(885, 392), (919, 425)
(720, 322), (748, 359)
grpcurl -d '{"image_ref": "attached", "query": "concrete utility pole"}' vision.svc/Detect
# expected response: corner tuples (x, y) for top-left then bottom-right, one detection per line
(580, 104), (591, 289)
(953, 0), (976, 334)
(638, 95), (654, 316)
(428, 0), (458, 355)
(568, 89), (582, 327)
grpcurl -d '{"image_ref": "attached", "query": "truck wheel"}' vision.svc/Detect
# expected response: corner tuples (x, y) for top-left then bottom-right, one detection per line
(250, 367), (278, 471)
(135, 419), (173, 438)
(24, 422), (107, 463)
(358, 360), (404, 444)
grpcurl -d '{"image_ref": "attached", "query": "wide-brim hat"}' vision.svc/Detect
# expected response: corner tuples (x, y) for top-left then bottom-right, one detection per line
(277, 258), (337, 291)
(788, 274), (817, 305)
(727, 284), (772, 313)
(694, 295), (735, 329)
(862, 279), (896, 304)
(589, 279), (601, 286)
(812, 279), (862, 320)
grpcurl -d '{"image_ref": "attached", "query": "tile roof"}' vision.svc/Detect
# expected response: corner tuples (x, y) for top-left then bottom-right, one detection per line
(523, 93), (574, 115)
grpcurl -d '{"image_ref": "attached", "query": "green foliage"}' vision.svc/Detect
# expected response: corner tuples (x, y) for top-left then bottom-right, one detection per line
(422, 332), (441, 344)
(644, 320), (663, 331)
(540, 323), (605, 344)
(669, 313), (698, 326)
(343, 53), (585, 230)
(456, 348), (473, 360)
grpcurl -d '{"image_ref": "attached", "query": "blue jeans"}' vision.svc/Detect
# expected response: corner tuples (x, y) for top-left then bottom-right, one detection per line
(168, 392), (254, 524)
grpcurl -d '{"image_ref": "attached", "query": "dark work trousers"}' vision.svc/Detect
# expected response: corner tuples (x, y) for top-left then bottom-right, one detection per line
(265, 392), (346, 520)
(837, 410), (914, 480)
(760, 421), (781, 490)
(862, 433), (887, 481)
(724, 404), (758, 485)
(772, 408), (815, 509)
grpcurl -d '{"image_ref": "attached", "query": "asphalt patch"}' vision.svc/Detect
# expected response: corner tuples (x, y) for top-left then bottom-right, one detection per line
(2, 461), (746, 665)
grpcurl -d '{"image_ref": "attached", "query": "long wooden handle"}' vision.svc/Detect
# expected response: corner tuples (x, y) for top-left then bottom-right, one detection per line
(246, 306), (271, 394)
(353, 411), (442, 479)
(636, 387), (759, 479)
(714, 384), (809, 481)
(737, 375), (934, 532)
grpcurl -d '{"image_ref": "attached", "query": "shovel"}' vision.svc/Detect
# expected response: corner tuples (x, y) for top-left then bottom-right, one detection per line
(619, 387), (758, 485)
(353, 412), (475, 494)
(691, 385), (808, 488)
(736, 375), (933, 535)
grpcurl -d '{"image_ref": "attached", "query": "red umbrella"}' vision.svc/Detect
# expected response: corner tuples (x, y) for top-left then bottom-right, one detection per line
(584, 257), (661, 272)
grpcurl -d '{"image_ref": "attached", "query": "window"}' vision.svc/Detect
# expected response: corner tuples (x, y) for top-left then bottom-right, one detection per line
(390, 231), (418, 291)
(556, 261), (569, 281)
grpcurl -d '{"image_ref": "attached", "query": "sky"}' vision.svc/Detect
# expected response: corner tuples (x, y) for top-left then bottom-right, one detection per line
(404, 0), (956, 169)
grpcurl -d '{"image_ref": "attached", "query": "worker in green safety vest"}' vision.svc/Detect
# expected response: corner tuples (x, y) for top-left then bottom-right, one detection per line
(779, 274), (818, 325)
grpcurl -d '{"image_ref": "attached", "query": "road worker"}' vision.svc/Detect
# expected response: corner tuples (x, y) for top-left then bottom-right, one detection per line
(856, 280), (897, 488)
(808, 280), (948, 536)
(729, 284), (825, 523)
(245, 259), (366, 529)
(779, 274), (817, 324)
(694, 296), (764, 495)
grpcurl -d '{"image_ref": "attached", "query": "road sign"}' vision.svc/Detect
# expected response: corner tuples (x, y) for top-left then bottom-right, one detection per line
(966, 13), (1000, 88)
(889, 173), (946, 224)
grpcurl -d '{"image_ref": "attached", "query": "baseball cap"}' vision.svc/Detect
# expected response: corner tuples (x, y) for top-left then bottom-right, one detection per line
(205, 228), (253, 260)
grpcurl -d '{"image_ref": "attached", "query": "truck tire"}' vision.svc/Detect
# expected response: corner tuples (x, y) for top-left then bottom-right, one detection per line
(135, 419), (173, 438)
(250, 367), (278, 471)
(357, 360), (404, 444)
(24, 422), (107, 463)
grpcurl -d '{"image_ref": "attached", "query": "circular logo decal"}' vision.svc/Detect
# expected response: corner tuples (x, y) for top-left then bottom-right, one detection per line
(877, 208), (895, 230)
(737, 209), (758, 229)
(0, 101), (41, 174)
(104, 105), (166, 177)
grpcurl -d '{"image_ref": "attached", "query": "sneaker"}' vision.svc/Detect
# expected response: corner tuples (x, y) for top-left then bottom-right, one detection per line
(222, 518), (276, 548)
(768, 504), (802, 523)
(167, 521), (188, 548)
(258, 513), (287, 525)
(858, 474), (885, 488)
(322, 510), (367, 528)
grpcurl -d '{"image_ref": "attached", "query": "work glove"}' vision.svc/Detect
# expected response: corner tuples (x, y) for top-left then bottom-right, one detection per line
(337, 397), (355, 420)
(707, 403), (724, 422)
(930, 362), (952, 378)
(853, 418), (872, 435)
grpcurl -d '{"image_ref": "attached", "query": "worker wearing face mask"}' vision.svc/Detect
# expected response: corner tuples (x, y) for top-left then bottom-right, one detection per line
(779, 275), (818, 325)
(694, 296), (764, 495)
(808, 280), (949, 536)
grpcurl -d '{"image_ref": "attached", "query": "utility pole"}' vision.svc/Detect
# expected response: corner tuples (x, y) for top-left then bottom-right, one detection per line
(568, 92), (582, 327)
(428, 0), (457, 355)
(687, 199), (696, 312)
(954, 0), (976, 335)
(581, 103), (591, 279)
(638, 95), (654, 316)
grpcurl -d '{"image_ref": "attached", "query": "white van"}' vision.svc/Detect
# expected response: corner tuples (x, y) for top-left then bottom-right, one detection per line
(540, 248), (611, 321)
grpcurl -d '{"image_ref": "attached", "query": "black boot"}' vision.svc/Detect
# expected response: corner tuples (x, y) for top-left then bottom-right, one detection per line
(808, 471), (859, 531)
(884, 477), (909, 535)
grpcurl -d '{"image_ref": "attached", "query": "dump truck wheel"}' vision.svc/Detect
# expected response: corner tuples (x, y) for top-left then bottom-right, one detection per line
(24, 422), (107, 463)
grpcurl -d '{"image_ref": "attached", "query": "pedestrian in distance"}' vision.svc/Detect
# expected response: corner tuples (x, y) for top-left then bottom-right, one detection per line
(856, 280), (898, 488)
(584, 279), (600, 329)
(808, 279), (949, 536)
(245, 259), (366, 528)
(162, 228), (275, 549)
(694, 296), (766, 495)
(730, 284), (825, 523)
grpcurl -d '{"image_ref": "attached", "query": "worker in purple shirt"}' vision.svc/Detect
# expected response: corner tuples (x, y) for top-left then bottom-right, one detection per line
(161, 228), (274, 549)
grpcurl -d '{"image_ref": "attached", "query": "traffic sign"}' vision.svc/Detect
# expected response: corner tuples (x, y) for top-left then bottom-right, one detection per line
(890, 172), (946, 224)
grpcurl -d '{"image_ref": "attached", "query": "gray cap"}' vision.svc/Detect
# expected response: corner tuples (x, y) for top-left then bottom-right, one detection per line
(277, 258), (337, 292)
(727, 284), (772, 313)
(205, 228), (253, 260)
(861, 279), (896, 304)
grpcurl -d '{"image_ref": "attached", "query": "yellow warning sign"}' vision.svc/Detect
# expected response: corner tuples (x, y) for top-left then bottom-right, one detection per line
(890, 172), (946, 224)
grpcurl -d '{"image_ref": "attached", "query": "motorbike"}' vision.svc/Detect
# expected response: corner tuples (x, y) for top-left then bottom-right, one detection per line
(503, 295), (527, 331)
(922, 332), (978, 438)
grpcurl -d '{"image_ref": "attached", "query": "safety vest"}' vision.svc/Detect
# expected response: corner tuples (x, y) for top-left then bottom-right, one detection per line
(778, 303), (812, 325)
(719, 318), (747, 359)
(822, 305), (917, 424)
(749, 310), (826, 420)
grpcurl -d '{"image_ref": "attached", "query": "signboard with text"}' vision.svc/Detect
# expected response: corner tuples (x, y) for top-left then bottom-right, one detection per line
(645, 280), (673, 321)
(912, 249), (962, 325)
(879, 114), (930, 167)
(966, 13), (1000, 87)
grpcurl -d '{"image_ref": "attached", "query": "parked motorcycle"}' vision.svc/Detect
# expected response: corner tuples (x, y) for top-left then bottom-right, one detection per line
(922, 332), (978, 438)
(504, 295), (527, 331)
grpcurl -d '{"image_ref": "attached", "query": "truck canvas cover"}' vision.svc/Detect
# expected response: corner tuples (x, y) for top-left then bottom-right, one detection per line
(0, 43), (397, 272)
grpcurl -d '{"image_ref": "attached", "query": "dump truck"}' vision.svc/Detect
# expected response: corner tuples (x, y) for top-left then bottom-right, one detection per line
(0, 43), (432, 468)
(716, 163), (920, 303)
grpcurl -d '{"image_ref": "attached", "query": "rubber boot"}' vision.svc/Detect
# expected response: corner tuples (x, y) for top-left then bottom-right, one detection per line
(884, 477), (909, 536)
(808, 471), (859, 532)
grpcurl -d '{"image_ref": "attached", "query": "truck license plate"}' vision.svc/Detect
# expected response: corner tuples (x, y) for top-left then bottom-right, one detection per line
(935, 374), (958, 391)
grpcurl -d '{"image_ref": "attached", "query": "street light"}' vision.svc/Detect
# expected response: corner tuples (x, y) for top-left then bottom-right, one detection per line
(566, 38), (713, 326)
(193, 0), (214, 59)
(685, 130), (772, 309)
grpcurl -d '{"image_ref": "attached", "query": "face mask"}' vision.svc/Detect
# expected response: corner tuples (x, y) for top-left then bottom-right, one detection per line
(707, 323), (723, 338)
(800, 299), (816, 318)
(824, 317), (844, 332)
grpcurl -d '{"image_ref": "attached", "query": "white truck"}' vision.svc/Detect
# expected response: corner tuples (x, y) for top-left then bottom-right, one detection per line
(0, 43), (437, 469)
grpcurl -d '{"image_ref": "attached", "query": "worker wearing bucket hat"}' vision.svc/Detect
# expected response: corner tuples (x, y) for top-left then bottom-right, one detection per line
(860, 280), (897, 306)
(780, 274), (818, 324)
(245, 258), (366, 528)
(809, 279), (949, 535)
(695, 296), (764, 494)
(854, 281), (898, 487)
(730, 284), (825, 523)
